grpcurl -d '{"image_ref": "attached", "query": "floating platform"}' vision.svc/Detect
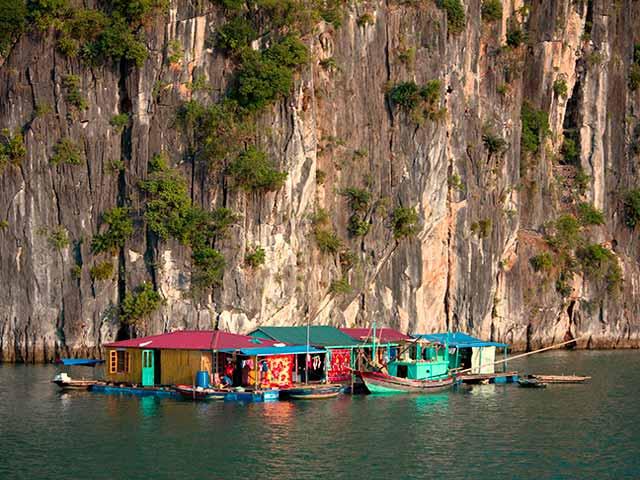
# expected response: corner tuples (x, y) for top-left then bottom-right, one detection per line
(530, 374), (591, 384)
(90, 384), (279, 402)
(459, 371), (519, 384)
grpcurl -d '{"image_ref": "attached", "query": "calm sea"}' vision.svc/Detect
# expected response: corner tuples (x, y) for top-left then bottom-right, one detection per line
(0, 350), (638, 479)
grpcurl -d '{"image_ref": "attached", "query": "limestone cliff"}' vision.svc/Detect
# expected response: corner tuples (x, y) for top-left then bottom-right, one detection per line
(1, 0), (639, 362)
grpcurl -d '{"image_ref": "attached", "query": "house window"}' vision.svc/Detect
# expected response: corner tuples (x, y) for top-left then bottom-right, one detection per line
(109, 350), (130, 374)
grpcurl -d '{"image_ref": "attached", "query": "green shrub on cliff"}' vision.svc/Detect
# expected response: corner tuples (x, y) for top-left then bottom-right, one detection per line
(521, 102), (550, 154)
(0, 128), (26, 172)
(91, 207), (134, 254)
(481, 0), (502, 22)
(623, 189), (640, 228)
(191, 247), (226, 289)
(576, 244), (622, 293)
(391, 207), (419, 239)
(0, 0), (27, 56)
(436, 0), (466, 34)
(530, 252), (554, 272)
(120, 282), (164, 323)
(388, 80), (442, 123)
(245, 245), (266, 268)
(90, 261), (114, 281)
(50, 138), (84, 166)
(227, 147), (287, 192)
(577, 203), (604, 226)
(216, 16), (257, 54)
(62, 75), (88, 110)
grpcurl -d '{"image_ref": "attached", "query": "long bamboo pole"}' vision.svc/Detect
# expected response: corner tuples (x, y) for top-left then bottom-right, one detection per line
(455, 337), (583, 375)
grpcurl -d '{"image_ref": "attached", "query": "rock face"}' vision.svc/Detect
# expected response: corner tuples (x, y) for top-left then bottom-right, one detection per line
(1, 0), (640, 362)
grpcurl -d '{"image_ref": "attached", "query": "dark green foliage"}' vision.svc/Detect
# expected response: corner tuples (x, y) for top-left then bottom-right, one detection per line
(0, 128), (26, 172)
(93, 16), (148, 66)
(547, 214), (581, 251)
(216, 16), (257, 54)
(555, 272), (573, 297)
(47, 226), (69, 250)
(436, 0), (466, 34)
(530, 252), (554, 272)
(50, 138), (83, 165)
(341, 187), (371, 213)
(506, 25), (524, 48)
(577, 203), (604, 226)
(0, 0), (27, 55)
(120, 282), (164, 324)
(91, 207), (134, 254)
(630, 44), (640, 91)
(623, 189), (640, 228)
(109, 113), (130, 132)
(521, 102), (550, 154)
(62, 75), (87, 110)
(315, 228), (342, 254)
(347, 215), (370, 237)
(391, 207), (419, 239)
(227, 147), (287, 192)
(90, 261), (114, 281)
(388, 80), (442, 122)
(176, 99), (252, 166)
(316, 169), (327, 184)
(481, 0), (502, 22)
(574, 167), (590, 195)
(553, 78), (568, 98)
(561, 134), (579, 165)
(57, 8), (109, 58)
(576, 244), (622, 293)
(245, 245), (266, 268)
(231, 35), (308, 110)
(330, 276), (352, 295)
(482, 132), (507, 154)
(191, 247), (226, 289)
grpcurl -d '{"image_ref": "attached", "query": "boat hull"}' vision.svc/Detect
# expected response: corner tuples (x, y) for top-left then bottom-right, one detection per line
(52, 380), (97, 391)
(281, 384), (342, 399)
(173, 384), (227, 401)
(359, 371), (454, 394)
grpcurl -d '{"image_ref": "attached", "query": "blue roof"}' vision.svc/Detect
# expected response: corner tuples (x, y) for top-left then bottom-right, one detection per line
(413, 332), (507, 348)
(220, 345), (326, 356)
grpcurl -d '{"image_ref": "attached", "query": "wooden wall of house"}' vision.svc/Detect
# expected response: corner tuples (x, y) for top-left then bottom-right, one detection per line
(105, 348), (142, 384)
(160, 350), (212, 385)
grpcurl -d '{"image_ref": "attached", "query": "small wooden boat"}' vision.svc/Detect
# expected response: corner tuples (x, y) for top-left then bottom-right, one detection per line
(173, 384), (228, 401)
(57, 358), (105, 367)
(359, 371), (454, 394)
(518, 376), (547, 388)
(52, 373), (99, 390)
(530, 374), (591, 384)
(281, 384), (342, 399)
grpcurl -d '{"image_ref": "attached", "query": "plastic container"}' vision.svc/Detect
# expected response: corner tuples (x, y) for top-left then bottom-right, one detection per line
(195, 370), (210, 388)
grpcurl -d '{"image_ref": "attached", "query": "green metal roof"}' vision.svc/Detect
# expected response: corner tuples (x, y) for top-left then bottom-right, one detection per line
(249, 326), (360, 348)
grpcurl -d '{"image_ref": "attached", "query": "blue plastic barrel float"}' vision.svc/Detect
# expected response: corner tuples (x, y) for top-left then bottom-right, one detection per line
(195, 370), (210, 388)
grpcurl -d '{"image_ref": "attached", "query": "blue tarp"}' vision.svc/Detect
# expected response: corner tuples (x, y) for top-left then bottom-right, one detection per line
(220, 345), (326, 356)
(412, 332), (507, 348)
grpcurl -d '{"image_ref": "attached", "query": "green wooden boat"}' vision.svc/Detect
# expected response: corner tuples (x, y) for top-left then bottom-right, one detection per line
(359, 339), (454, 394)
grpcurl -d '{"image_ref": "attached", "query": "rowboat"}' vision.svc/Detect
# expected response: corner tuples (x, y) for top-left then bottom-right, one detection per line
(358, 371), (454, 394)
(57, 358), (105, 367)
(173, 384), (228, 401)
(52, 373), (100, 391)
(530, 374), (591, 384)
(281, 384), (342, 399)
(518, 376), (547, 388)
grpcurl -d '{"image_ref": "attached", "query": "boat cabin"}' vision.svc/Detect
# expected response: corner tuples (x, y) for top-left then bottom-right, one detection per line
(339, 327), (412, 370)
(413, 332), (508, 374)
(385, 339), (450, 380)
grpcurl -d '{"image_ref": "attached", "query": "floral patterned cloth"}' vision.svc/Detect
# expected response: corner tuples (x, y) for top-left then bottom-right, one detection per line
(261, 355), (294, 388)
(327, 349), (351, 382)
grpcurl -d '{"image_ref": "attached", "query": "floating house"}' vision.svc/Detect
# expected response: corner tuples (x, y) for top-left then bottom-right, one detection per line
(413, 332), (508, 375)
(103, 330), (319, 389)
(248, 326), (360, 383)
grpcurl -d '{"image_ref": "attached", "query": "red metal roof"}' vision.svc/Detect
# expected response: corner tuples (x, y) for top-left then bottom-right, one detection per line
(339, 327), (412, 343)
(104, 330), (279, 351)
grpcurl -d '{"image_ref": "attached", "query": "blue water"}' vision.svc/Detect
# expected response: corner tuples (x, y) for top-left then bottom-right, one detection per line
(0, 350), (638, 479)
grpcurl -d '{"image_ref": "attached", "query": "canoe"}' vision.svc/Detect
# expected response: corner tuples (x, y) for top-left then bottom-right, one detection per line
(518, 377), (547, 388)
(52, 373), (99, 390)
(173, 384), (228, 401)
(531, 374), (591, 384)
(58, 358), (104, 367)
(281, 384), (342, 399)
(358, 371), (454, 394)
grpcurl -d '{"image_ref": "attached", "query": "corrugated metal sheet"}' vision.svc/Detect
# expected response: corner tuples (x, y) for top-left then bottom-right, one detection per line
(104, 330), (278, 351)
(248, 326), (360, 347)
(339, 327), (411, 343)
(413, 332), (508, 348)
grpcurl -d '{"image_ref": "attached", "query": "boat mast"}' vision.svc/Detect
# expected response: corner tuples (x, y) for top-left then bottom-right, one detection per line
(372, 318), (377, 365)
